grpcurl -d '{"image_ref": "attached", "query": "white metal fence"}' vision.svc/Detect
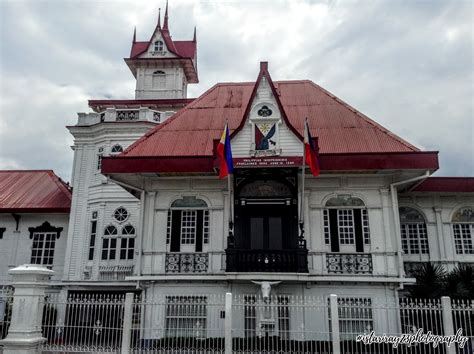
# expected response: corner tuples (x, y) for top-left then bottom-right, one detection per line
(1, 289), (473, 353)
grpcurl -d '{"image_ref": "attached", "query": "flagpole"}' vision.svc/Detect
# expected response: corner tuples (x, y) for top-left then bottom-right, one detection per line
(300, 118), (307, 231)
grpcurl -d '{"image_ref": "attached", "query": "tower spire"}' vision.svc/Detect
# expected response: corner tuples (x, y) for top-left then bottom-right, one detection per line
(133, 26), (136, 43)
(163, 0), (169, 31)
(157, 7), (161, 29)
(193, 26), (197, 42)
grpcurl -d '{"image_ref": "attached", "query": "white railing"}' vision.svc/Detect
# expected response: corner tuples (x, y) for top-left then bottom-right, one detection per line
(30, 293), (474, 353)
(40, 293), (125, 352)
(77, 108), (173, 125)
(98, 264), (134, 281)
(1, 275), (473, 353)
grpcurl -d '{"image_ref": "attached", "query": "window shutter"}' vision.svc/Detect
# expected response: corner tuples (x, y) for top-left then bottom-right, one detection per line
(170, 210), (182, 252)
(329, 209), (340, 252)
(354, 209), (364, 252)
(196, 210), (204, 252)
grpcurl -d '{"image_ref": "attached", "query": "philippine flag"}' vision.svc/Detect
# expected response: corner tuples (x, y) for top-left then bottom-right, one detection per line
(217, 122), (234, 179)
(304, 120), (320, 176)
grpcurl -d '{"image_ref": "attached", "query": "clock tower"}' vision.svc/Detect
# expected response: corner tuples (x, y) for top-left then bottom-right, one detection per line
(125, 2), (198, 99)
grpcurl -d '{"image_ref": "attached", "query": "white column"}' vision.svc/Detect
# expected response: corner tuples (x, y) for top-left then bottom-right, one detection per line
(224, 292), (233, 354)
(0, 265), (54, 353)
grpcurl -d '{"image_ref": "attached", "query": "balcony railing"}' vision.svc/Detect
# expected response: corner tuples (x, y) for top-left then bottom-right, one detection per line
(226, 249), (308, 273)
(98, 264), (134, 281)
(165, 253), (209, 273)
(326, 253), (373, 274)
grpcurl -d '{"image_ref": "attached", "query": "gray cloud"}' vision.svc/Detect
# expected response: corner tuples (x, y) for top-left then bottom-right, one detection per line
(0, 0), (472, 181)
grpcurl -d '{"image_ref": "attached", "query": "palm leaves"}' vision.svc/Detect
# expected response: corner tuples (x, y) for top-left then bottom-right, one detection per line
(408, 263), (474, 299)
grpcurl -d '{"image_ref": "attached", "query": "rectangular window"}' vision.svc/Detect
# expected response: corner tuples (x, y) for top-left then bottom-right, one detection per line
(31, 232), (56, 266)
(101, 237), (117, 260)
(362, 209), (370, 244)
(203, 210), (210, 244)
(120, 237), (135, 260)
(338, 209), (355, 245)
(165, 296), (207, 338)
(88, 215), (98, 261)
(453, 224), (474, 254)
(167, 209), (210, 250)
(323, 209), (331, 245)
(401, 223), (429, 255)
(330, 297), (373, 340)
(181, 210), (197, 244)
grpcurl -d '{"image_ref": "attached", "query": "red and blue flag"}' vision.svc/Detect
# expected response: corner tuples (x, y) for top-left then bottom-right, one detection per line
(217, 122), (234, 179)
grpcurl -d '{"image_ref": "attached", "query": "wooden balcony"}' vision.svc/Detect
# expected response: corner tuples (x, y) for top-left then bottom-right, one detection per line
(226, 249), (308, 273)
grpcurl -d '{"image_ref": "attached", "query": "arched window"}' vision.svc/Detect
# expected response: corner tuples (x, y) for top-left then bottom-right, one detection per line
(166, 197), (210, 252)
(102, 225), (117, 260)
(120, 225), (135, 260)
(154, 40), (164, 52)
(452, 207), (474, 254)
(111, 144), (123, 154)
(323, 196), (370, 252)
(399, 207), (429, 255)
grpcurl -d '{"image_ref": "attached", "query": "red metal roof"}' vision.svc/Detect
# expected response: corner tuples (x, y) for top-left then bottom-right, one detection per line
(0, 170), (72, 213)
(120, 80), (419, 158)
(411, 177), (474, 193)
(102, 63), (439, 174)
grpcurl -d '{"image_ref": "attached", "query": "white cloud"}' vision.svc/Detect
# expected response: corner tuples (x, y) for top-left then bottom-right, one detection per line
(0, 0), (472, 180)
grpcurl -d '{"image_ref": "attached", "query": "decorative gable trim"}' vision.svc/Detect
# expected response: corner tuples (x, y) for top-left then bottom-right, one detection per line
(231, 62), (303, 142)
(28, 221), (63, 240)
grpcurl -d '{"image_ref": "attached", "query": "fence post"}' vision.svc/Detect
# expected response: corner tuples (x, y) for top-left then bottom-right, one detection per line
(0, 264), (54, 354)
(121, 292), (135, 354)
(224, 292), (232, 354)
(329, 294), (341, 353)
(441, 296), (456, 354)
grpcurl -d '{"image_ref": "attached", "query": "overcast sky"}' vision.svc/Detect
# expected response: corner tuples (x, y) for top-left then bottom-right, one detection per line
(0, 0), (472, 181)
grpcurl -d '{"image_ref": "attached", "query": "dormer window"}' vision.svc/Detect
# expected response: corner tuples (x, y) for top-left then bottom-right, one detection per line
(154, 40), (164, 52)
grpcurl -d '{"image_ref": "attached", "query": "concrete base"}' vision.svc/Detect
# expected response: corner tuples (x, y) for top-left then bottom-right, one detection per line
(0, 336), (45, 354)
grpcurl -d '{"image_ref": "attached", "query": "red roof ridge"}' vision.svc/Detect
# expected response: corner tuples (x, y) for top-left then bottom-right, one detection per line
(46, 171), (73, 201)
(306, 81), (420, 152)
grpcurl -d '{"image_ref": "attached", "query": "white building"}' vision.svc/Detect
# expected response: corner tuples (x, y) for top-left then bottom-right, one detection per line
(0, 170), (71, 285)
(0, 2), (473, 344)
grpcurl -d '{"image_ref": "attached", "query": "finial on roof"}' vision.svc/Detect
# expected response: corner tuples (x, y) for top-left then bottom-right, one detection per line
(133, 26), (136, 43)
(193, 26), (197, 42)
(157, 8), (161, 28)
(260, 61), (268, 72)
(163, 0), (169, 31)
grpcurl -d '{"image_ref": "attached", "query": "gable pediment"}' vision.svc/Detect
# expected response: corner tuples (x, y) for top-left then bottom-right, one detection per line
(232, 72), (302, 158)
(139, 29), (177, 59)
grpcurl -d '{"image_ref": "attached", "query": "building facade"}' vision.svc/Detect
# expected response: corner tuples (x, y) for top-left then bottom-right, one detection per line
(0, 3), (473, 344)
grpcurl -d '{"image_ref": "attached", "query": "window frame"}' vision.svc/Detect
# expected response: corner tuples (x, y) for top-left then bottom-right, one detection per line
(165, 296), (207, 339)
(323, 197), (370, 252)
(399, 207), (429, 255)
(31, 232), (57, 266)
(166, 198), (210, 253)
(451, 207), (474, 255)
